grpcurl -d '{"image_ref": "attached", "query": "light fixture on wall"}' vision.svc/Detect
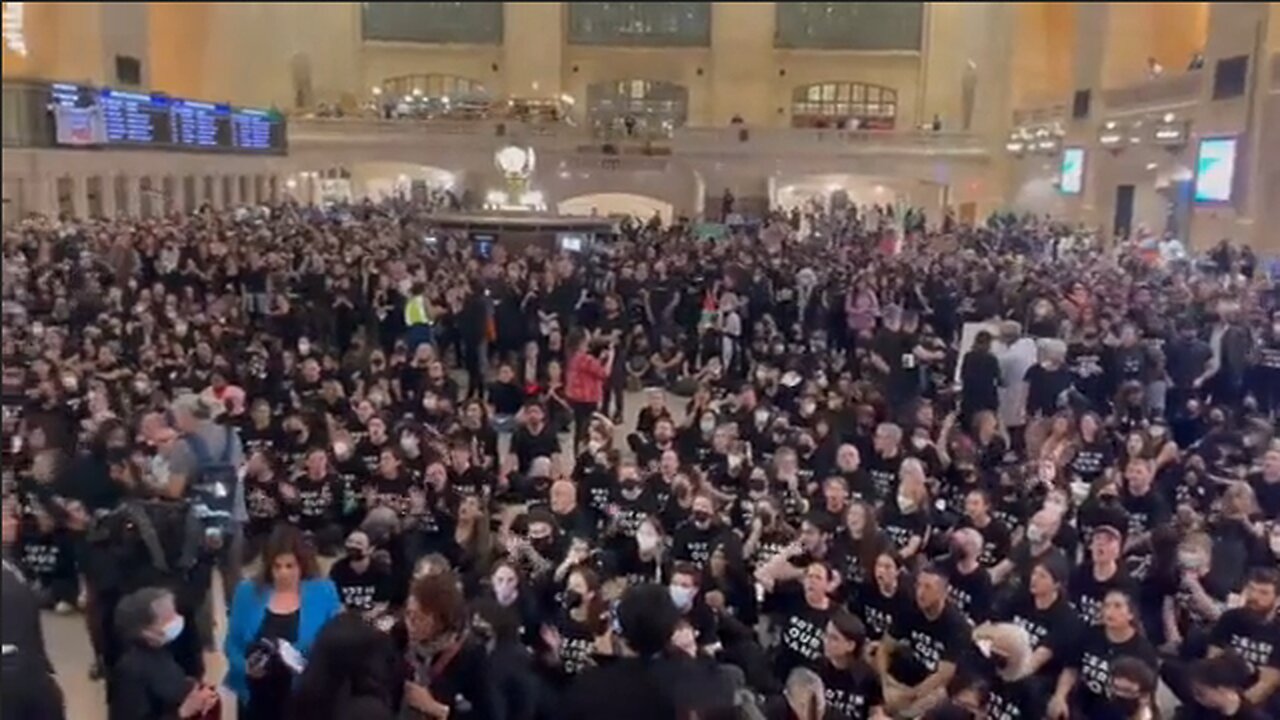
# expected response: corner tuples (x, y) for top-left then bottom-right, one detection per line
(2, 1), (27, 57)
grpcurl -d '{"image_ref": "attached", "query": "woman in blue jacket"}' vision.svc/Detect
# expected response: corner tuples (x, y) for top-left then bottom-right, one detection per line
(224, 525), (342, 719)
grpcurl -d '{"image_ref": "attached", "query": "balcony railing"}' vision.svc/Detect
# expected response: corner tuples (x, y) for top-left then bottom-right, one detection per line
(1011, 104), (1068, 127)
(288, 117), (989, 158)
(1101, 70), (1205, 114)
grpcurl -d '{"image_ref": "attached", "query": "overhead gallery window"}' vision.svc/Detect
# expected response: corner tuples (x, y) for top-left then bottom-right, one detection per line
(586, 79), (689, 138)
(568, 3), (711, 47)
(361, 2), (503, 44)
(776, 2), (924, 51)
(790, 82), (899, 130)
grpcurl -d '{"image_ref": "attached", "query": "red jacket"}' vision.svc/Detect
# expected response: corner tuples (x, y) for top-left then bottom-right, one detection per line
(566, 351), (609, 404)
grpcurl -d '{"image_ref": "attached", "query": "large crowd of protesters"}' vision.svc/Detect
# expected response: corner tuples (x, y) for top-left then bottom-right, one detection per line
(1, 195), (1279, 720)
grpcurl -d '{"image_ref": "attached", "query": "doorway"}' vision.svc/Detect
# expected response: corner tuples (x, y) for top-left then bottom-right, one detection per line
(1113, 184), (1135, 239)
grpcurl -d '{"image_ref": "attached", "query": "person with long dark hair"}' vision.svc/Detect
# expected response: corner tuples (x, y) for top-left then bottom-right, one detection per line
(290, 613), (400, 720)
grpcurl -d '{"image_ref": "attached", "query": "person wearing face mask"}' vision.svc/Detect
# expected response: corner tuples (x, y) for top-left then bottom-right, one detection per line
(991, 508), (1071, 591)
(327, 531), (393, 621)
(942, 528), (993, 625)
(1160, 532), (1235, 660)
(1048, 590), (1158, 719)
(672, 493), (737, 568)
(608, 460), (660, 539)
(668, 563), (719, 654)
(879, 459), (933, 564)
(542, 566), (608, 684)
(109, 587), (220, 720)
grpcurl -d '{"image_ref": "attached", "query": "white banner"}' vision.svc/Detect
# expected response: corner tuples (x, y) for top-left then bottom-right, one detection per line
(54, 105), (104, 146)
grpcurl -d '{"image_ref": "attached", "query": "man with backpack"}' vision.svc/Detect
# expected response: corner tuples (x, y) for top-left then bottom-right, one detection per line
(166, 394), (246, 641)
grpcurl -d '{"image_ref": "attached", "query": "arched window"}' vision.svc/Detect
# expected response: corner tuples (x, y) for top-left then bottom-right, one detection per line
(587, 79), (689, 139)
(790, 82), (898, 130)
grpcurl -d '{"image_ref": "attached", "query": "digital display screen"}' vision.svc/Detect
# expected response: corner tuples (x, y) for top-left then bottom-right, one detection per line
(1194, 137), (1237, 203)
(50, 83), (287, 155)
(1060, 147), (1085, 194)
(558, 233), (586, 253)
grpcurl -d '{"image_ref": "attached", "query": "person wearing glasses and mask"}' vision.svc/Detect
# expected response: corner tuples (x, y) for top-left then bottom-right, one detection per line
(109, 587), (219, 720)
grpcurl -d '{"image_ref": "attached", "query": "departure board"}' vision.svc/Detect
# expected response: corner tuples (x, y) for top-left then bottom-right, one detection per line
(49, 83), (287, 154)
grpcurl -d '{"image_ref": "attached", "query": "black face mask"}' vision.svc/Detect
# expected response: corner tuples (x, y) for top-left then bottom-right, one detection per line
(1100, 696), (1141, 719)
(749, 479), (768, 494)
(347, 550), (367, 562)
(562, 589), (584, 610)
(530, 536), (555, 556)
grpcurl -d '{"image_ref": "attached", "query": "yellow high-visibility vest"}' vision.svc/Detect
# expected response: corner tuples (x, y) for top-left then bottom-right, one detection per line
(404, 296), (430, 326)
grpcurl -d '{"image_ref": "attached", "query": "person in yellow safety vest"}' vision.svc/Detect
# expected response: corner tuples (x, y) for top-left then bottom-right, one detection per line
(404, 282), (433, 351)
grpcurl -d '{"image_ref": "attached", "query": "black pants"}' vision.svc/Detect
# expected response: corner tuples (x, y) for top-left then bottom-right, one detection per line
(571, 400), (597, 454)
(461, 341), (485, 399)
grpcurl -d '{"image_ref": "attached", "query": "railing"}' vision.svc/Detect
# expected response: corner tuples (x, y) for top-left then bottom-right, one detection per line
(1101, 70), (1204, 114)
(673, 126), (988, 155)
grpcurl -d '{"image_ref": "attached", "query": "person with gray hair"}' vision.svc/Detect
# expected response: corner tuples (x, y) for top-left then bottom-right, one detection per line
(998, 321), (1038, 446)
(776, 667), (827, 720)
(1024, 339), (1074, 420)
(109, 586), (219, 720)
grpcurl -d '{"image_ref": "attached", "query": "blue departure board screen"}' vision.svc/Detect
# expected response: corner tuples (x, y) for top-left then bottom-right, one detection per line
(49, 83), (286, 155)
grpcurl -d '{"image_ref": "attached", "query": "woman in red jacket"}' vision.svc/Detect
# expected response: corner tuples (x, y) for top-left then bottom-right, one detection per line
(565, 329), (613, 453)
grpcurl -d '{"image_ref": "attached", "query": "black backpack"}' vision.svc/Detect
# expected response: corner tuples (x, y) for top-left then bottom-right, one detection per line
(96, 499), (206, 605)
(185, 427), (240, 535)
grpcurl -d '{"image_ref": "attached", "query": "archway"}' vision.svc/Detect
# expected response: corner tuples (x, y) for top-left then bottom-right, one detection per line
(557, 192), (674, 224)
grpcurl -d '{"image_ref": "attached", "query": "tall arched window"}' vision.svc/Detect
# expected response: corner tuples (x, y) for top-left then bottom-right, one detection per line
(790, 82), (898, 130)
(586, 79), (689, 138)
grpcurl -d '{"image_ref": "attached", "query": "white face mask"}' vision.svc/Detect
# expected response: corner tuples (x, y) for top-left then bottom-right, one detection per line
(699, 419), (716, 434)
(669, 585), (696, 612)
(897, 494), (916, 513)
(1026, 525), (1046, 545)
(400, 436), (419, 453)
(332, 442), (351, 459)
(637, 531), (660, 553)
(161, 615), (185, 644)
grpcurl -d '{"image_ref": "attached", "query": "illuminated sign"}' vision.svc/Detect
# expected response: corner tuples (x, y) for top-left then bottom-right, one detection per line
(1060, 147), (1085, 194)
(1194, 137), (1237, 203)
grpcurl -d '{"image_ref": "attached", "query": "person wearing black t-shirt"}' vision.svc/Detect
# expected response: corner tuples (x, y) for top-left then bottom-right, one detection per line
(365, 447), (413, 519)
(509, 403), (561, 475)
(864, 425), (905, 502)
(284, 447), (344, 554)
(854, 550), (912, 642)
(1247, 449), (1280, 521)
(1202, 569), (1280, 713)
(486, 364), (525, 432)
(818, 609), (885, 720)
(998, 556), (1081, 703)
(328, 531), (393, 618)
(957, 488), (1012, 569)
(879, 460), (933, 564)
(1120, 458), (1170, 563)
(767, 561), (837, 680)
(447, 443), (494, 500)
(1048, 590), (1158, 719)
(1068, 413), (1114, 484)
(878, 564), (973, 717)
(992, 509), (1071, 593)
(943, 529), (994, 625)
(672, 494), (736, 569)
(1023, 341), (1073, 420)
(1072, 524), (1137, 627)
(1067, 330), (1109, 411)
(608, 461), (661, 538)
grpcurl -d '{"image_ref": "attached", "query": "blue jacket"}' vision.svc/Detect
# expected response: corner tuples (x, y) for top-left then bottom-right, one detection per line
(222, 577), (342, 701)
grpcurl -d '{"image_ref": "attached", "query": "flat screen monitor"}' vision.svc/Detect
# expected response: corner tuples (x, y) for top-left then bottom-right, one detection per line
(558, 233), (586, 253)
(1060, 147), (1085, 194)
(1194, 137), (1237, 203)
